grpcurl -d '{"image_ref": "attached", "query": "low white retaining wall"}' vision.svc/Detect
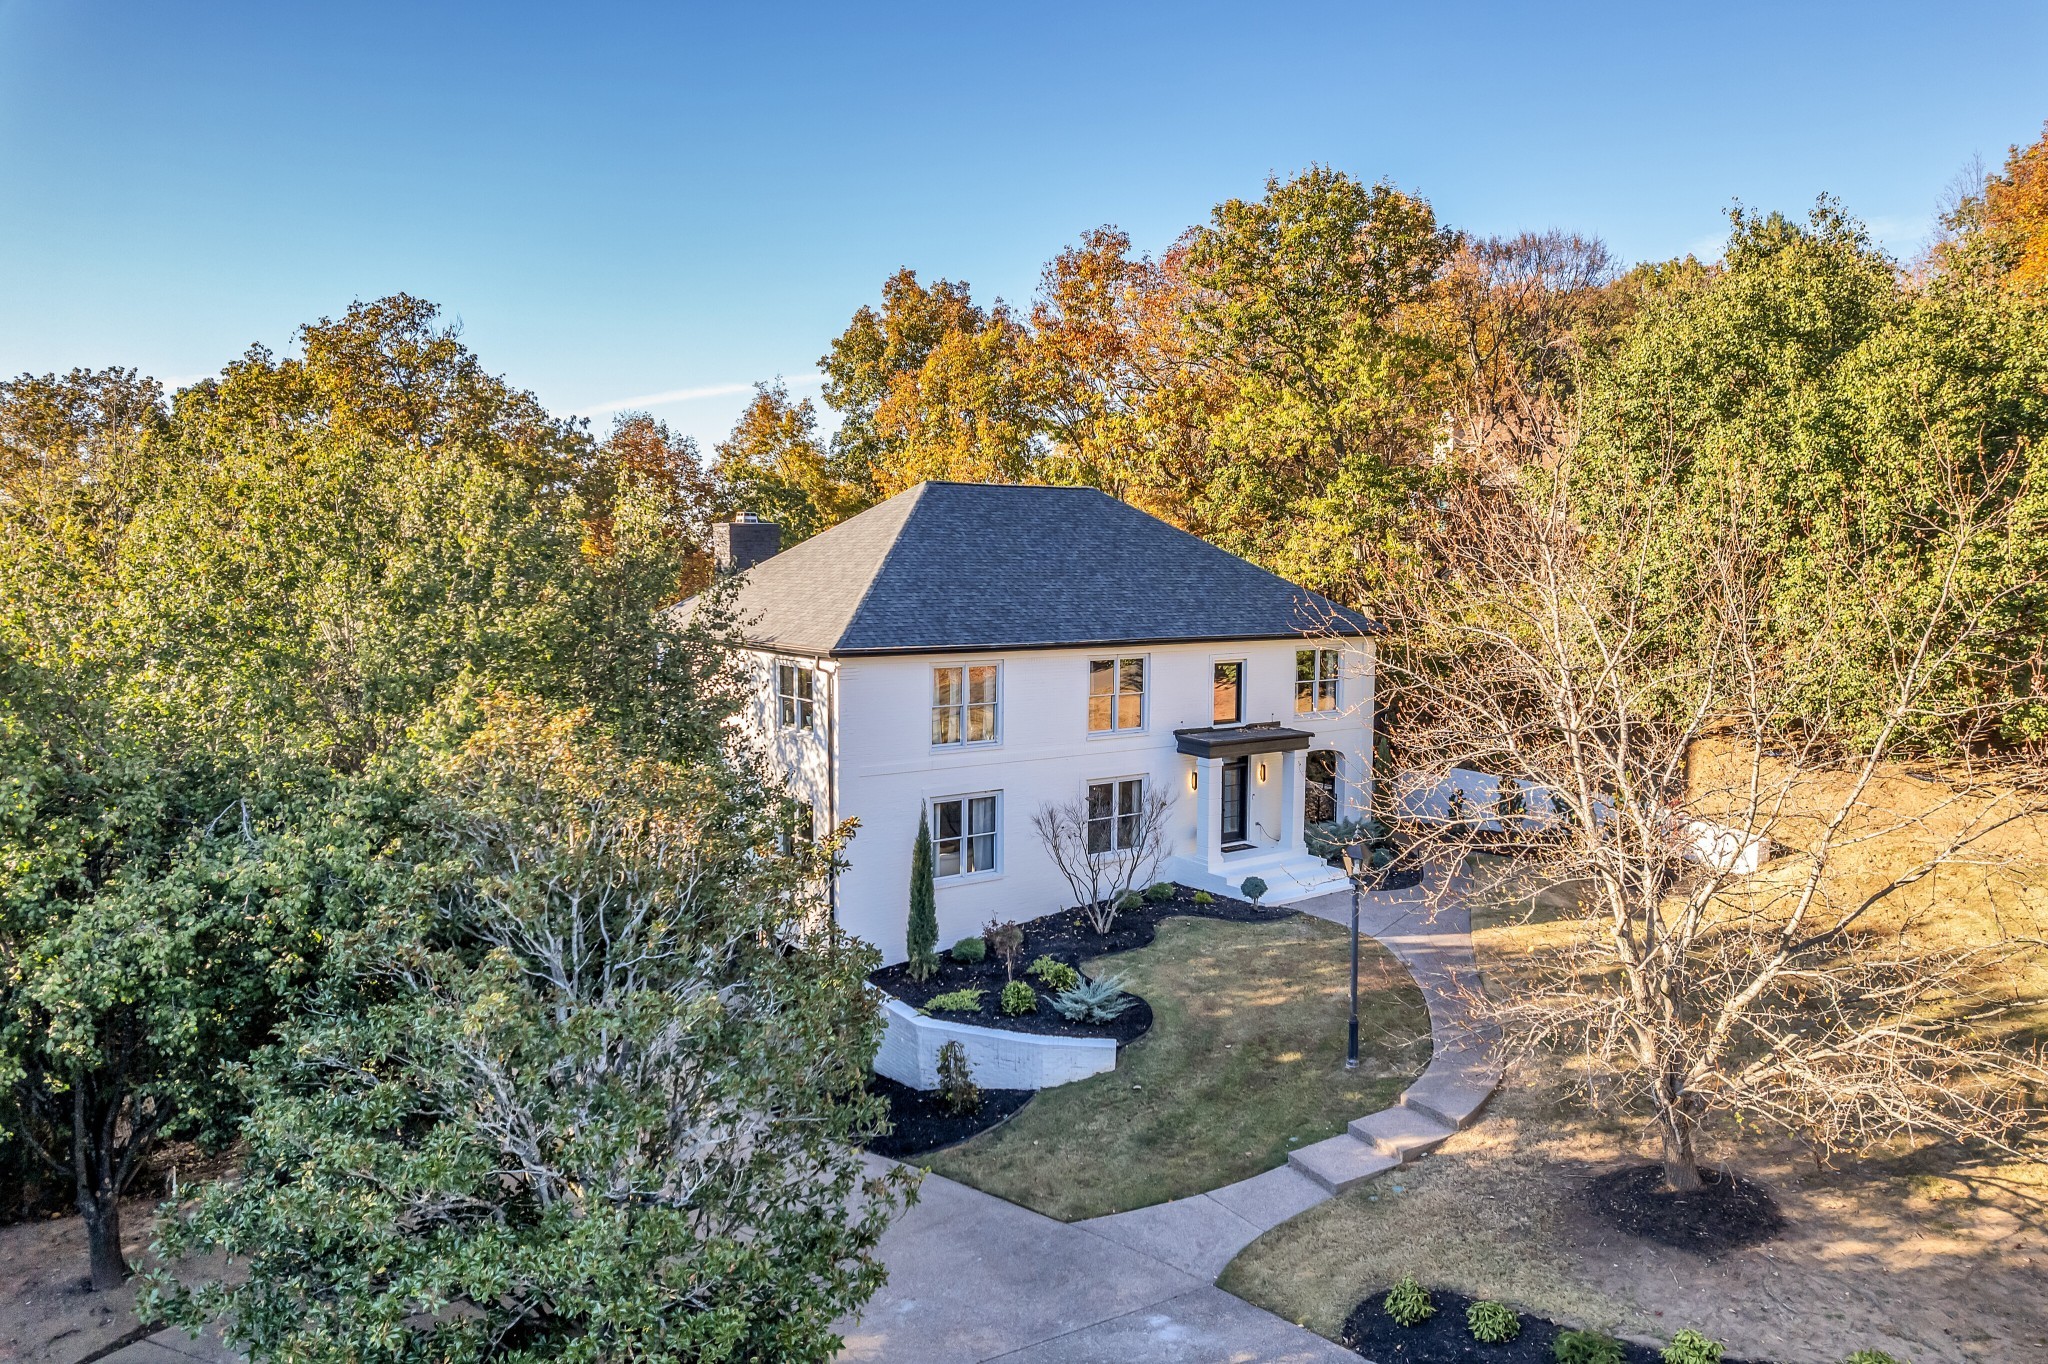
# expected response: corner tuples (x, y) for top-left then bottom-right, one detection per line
(873, 996), (1119, 1092)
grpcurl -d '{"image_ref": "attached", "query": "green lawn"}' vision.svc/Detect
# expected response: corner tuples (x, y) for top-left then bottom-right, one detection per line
(923, 913), (1432, 1221)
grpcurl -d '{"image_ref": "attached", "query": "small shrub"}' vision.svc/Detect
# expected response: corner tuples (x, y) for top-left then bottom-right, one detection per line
(923, 987), (983, 1013)
(949, 936), (987, 964)
(1143, 880), (1175, 902)
(983, 919), (1024, 978)
(1000, 980), (1038, 1016)
(935, 1041), (981, 1117)
(1050, 973), (1135, 1023)
(1115, 889), (1145, 911)
(1554, 1329), (1626, 1364)
(1662, 1331), (1724, 1364)
(1239, 875), (1268, 904)
(1192, 889), (1215, 904)
(1842, 1353), (1903, 1364)
(1382, 1274), (1434, 1327)
(1467, 1300), (1520, 1344)
(1027, 955), (1080, 992)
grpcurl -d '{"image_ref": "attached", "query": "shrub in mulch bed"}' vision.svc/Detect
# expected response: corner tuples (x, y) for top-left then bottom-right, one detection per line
(867, 883), (1288, 1043)
(1318, 851), (1427, 892)
(861, 1072), (1034, 1158)
(1342, 1287), (1771, 1364)
(1580, 1164), (1786, 1256)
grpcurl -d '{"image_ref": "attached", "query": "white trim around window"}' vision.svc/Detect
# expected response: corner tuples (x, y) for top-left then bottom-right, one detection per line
(1085, 775), (1148, 855)
(1086, 655), (1148, 735)
(928, 791), (1001, 880)
(931, 661), (1002, 748)
(775, 658), (816, 729)
(1211, 658), (1246, 727)
(1294, 647), (1341, 715)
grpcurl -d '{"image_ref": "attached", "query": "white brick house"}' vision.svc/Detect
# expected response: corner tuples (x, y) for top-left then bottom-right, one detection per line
(692, 482), (1379, 964)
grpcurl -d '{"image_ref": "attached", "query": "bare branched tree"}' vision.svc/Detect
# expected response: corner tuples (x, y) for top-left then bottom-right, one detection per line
(1032, 788), (1174, 934)
(1371, 449), (2048, 1192)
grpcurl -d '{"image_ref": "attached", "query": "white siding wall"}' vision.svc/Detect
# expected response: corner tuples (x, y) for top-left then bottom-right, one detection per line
(744, 638), (1376, 963)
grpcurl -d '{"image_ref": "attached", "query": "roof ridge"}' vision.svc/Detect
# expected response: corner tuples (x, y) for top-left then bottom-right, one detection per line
(830, 481), (932, 652)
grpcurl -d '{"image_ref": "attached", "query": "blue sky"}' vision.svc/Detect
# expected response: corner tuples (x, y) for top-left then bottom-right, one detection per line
(3, 1), (2044, 449)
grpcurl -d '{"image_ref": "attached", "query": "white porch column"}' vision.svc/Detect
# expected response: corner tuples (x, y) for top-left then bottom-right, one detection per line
(1279, 747), (1308, 854)
(1192, 756), (1224, 874)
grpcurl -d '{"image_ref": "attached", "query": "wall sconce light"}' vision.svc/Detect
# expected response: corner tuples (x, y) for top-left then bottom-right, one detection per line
(1256, 761), (1268, 783)
(1187, 768), (1198, 792)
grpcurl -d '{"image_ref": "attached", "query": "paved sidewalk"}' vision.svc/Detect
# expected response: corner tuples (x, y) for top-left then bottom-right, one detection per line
(836, 875), (1501, 1362)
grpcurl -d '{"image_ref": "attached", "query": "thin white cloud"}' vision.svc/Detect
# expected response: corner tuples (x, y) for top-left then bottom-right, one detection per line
(583, 372), (821, 415)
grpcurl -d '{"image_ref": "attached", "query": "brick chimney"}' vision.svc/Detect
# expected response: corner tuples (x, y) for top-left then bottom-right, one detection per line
(712, 514), (780, 574)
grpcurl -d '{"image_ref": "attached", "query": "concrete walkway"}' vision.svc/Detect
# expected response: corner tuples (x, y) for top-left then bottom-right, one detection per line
(836, 875), (1501, 1362)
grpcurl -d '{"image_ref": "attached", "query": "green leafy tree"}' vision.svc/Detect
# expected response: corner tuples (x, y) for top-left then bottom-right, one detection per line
(1179, 167), (1454, 593)
(1576, 201), (2048, 748)
(145, 696), (910, 1363)
(0, 306), (746, 1289)
(711, 381), (869, 544)
(906, 807), (939, 979)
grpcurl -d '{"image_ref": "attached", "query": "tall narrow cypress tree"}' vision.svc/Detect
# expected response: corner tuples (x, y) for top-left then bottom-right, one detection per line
(906, 808), (940, 980)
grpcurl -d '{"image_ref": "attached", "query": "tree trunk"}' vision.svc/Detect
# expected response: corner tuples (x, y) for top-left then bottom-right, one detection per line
(80, 1189), (130, 1291)
(1658, 1110), (1703, 1193)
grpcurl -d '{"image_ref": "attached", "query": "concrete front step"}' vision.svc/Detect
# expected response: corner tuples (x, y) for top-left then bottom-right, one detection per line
(1287, 1134), (1399, 1194)
(1348, 1105), (1455, 1163)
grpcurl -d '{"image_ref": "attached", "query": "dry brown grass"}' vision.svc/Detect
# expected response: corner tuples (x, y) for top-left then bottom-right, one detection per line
(1222, 782), (2048, 1364)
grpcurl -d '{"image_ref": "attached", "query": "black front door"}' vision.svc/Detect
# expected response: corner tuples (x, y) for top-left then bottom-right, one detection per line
(1220, 755), (1249, 845)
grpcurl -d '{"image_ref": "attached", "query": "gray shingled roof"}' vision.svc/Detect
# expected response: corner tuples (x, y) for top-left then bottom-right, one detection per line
(701, 481), (1377, 657)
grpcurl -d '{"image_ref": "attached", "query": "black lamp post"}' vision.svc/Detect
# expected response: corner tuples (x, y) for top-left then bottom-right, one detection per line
(1345, 838), (1362, 1071)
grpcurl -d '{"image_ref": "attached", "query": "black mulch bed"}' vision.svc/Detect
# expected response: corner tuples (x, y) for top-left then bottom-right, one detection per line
(1342, 1287), (1772, 1364)
(1580, 1164), (1786, 1256)
(863, 1072), (1034, 1158)
(867, 882), (1291, 1044)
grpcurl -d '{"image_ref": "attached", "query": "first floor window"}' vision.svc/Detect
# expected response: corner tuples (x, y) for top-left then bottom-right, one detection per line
(1295, 647), (1340, 714)
(1086, 778), (1146, 853)
(931, 793), (998, 877)
(778, 801), (815, 854)
(932, 663), (1000, 745)
(1087, 656), (1146, 732)
(777, 660), (815, 728)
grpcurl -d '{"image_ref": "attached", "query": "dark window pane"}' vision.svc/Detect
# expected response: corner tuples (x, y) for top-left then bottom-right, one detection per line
(1213, 662), (1242, 724)
(1088, 660), (1114, 732)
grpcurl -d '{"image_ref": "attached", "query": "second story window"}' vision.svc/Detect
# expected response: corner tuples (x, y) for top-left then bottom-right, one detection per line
(1295, 647), (1340, 714)
(777, 661), (815, 728)
(1212, 660), (1244, 725)
(932, 663), (999, 746)
(1087, 656), (1146, 733)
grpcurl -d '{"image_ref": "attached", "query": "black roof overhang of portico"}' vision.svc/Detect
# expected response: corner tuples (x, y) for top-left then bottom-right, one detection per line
(1172, 725), (1316, 760)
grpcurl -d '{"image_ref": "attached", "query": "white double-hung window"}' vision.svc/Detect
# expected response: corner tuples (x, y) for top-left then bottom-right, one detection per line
(1086, 777), (1146, 854)
(1087, 656), (1146, 733)
(930, 793), (999, 877)
(776, 660), (815, 728)
(932, 663), (1000, 746)
(1295, 647), (1341, 714)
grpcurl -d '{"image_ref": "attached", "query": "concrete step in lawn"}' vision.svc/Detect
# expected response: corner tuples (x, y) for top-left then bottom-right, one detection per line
(1286, 1133), (1400, 1194)
(1348, 1105), (1455, 1162)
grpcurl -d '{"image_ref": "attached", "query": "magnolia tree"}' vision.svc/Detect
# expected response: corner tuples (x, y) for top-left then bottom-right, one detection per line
(1371, 453), (2047, 1192)
(1033, 788), (1174, 934)
(145, 698), (910, 1363)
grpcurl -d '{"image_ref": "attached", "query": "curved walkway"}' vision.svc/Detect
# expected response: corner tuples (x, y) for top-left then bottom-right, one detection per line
(835, 876), (1499, 1363)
